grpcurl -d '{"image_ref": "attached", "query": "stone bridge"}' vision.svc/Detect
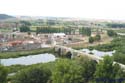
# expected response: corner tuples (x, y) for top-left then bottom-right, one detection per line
(54, 45), (125, 70)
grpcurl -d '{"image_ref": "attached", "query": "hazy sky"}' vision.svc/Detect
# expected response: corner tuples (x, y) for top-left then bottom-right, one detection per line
(0, 0), (125, 20)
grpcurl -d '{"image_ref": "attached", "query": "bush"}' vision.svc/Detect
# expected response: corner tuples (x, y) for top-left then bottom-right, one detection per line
(76, 56), (97, 82)
(20, 25), (30, 32)
(0, 64), (8, 83)
(95, 34), (101, 41)
(107, 30), (117, 37)
(89, 36), (94, 43)
(94, 56), (125, 82)
(52, 59), (83, 83)
(14, 66), (51, 83)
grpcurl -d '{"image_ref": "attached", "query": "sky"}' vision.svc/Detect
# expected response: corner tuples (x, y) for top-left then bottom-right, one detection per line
(0, 0), (125, 20)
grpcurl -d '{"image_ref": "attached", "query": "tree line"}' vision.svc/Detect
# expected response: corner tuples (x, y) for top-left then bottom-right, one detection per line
(107, 23), (125, 28)
(36, 27), (91, 36)
(1, 55), (125, 83)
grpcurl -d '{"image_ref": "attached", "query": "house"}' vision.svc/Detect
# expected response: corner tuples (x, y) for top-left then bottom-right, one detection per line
(53, 33), (66, 38)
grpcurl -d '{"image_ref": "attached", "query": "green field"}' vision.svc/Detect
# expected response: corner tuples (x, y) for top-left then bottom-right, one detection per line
(0, 48), (54, 59)
(30, 25), (64, 31)
(114, 28), (125, 33)
(0, 28), (11, 32)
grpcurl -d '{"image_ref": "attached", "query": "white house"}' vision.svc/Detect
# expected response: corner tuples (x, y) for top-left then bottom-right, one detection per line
(53, 33), (66, 38)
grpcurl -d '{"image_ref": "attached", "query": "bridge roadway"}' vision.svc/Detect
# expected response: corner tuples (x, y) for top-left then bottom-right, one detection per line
(54, 45), (125, 70)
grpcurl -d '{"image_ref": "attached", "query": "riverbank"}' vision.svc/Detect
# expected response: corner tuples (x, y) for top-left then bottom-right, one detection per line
(0, 48), (54, 59)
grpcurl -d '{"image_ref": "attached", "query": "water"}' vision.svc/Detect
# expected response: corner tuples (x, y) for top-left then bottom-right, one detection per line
(80, 49), (115, 57)
(0, 53), (56, 66)
(117, 33), (125, 36)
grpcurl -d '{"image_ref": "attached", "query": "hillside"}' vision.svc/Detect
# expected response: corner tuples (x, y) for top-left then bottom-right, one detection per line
(0, 14), (15, 20)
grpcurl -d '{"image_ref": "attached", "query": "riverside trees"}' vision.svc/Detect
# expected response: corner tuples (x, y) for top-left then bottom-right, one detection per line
(0, 64), (8, 83)
(14, 66), (51, 83)
(94, 56), (125, 83)
(12, 55), (125, 83)
(107, 30), (117, 37)
(52, 59), (83, 83)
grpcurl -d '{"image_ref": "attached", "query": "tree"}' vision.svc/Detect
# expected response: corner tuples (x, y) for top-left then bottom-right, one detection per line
(95, 34), (101, 41)
(27, 31), (31, 35)
(12, 34), (16, 39)
(85, 28), (91, 36)
(20, 21), (31, 26)
(80, 27), (91, 36)
(47, 20), (56, 25)
(0, 64), (8, 83)
(52, 59), (83, 83)
(107, 23), (125, 28)
(107, 30), (117, 37)
(76, 56), (97, 82)
(20, 21), (31, 32)
(14, 66), (51, 83)
(20, 25), (30, 32)
(94, 56), (124, 83)
(89, 36), (94, 43)
(113, 52), (125, 65)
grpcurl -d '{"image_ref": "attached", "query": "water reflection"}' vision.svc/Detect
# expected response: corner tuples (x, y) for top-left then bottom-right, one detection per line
(81, 49), (115, 57)
(1, 53), (56, 66)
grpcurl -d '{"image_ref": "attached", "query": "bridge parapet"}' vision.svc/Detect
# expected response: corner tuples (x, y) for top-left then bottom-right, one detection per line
(54, 45), (125, 70)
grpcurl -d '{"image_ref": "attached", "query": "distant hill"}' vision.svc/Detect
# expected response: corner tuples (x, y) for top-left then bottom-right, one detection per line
(0, 14), (15, 20)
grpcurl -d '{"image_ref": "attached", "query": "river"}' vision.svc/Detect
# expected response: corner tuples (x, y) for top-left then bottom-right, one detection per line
(0, 49), (115, 66)
(0, 53), (56, 66)
(80, 49), (115, 57)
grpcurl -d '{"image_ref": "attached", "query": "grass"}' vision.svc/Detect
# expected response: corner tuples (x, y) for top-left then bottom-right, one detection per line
(0, 48), (54, 59)
(114, 29), (125, 33)
(0, 28), (11, 32)
(30, 25), (64, 31)
(30, 26), (37, 31)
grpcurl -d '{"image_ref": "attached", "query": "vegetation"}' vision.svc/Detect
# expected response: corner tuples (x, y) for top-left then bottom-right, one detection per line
(20, 25), (30, 32)
(88, 36), (125, 65)
(7, 65), (27, 73)
(19, 21), (31, 32)
(0, 18), (125, 83)
(94, 56), (125, 83)
(114, 28), (125, 33)
(36, 26), (92, 36)
(107, 23), (125, 28)
(0, 48), (54, 59)
(8, 56), (125, 83)
(89, 36), (94, 43)
(76, 56), (97, 82)
(52, 59), (83, 83)
(0, 64), (8, 83)
(13, 66), (51, 83)
(80, 27), (91, 36)
(20, 21), (31, 26)
(36, 26), (64, 34)
(112, 37), (125, 64)
(89, 34), (101, 43)
(107, 30), (117, 37)
(95, 34), (101, 41)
